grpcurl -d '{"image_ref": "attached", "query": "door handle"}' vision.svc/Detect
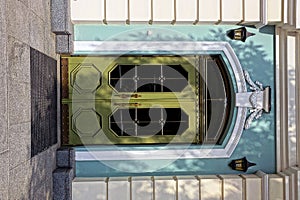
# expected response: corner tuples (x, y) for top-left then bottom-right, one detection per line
(115, 94), (141, 99)
(114, 102), (141, 107)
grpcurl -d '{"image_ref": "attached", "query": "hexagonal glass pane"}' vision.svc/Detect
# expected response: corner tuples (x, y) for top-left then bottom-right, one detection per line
(72, 109), (102, 137)
(71, 64), (102, 93)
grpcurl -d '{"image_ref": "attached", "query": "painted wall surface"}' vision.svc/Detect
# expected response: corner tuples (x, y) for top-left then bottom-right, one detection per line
(73, 25), (276, 176)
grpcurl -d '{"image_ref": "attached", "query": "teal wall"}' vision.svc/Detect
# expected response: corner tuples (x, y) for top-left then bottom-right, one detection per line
(74, 25), (276, 177)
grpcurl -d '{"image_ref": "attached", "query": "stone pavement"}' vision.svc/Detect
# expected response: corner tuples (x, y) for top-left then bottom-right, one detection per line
(0, 0), (59, 199)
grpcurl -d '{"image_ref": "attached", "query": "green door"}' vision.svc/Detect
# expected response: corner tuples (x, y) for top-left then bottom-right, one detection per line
(61, 55), (232, 145)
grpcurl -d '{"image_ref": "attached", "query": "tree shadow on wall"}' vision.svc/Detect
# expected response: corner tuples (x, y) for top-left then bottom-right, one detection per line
(202, 27), (274, 83)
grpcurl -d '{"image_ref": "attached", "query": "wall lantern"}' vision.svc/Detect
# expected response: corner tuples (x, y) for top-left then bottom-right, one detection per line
(226, 27), (255, 42)
(228, 157), (256, 172)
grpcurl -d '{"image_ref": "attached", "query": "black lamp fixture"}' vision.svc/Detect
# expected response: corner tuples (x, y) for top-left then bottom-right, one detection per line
(226, 27), (255, 42)
(228, 157), (256, 172)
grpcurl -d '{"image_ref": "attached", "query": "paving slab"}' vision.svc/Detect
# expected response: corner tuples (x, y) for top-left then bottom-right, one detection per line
(45, 145), (58, 176)
(0, 151), (9, 200)
(9, 160), (32, 200)
(18, 0), (29, 7)
(44, 0), (51, 23)
(6, 0), (30, 44)
(45, 177), (54, 200)
(0, 60), (7, 154)
(0, 0), (7, 153)
(31, 181), (46, 200)
(8, 81), (31, 125)
(9, 122), (31, 169)
(30, 151), (46, 188)
(43, 0), (56, 58)
(29, 12), (45, 52)
(44, 25), (57, 59)
(29, 146), (57, 199)
(7, 36), (30, 83)
(7, 36), (31, 125)
(30, 0), (47, 21)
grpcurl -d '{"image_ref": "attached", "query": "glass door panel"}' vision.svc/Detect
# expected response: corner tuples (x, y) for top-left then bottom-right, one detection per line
(67, 56), (198, 101)
(66, 101), (197, 145)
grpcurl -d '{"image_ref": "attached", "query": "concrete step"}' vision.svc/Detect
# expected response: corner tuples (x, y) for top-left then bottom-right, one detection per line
(219, 175), (243, 200)
(280, 167), (300, 200)
(220, 0), (243, 24)
(286, 167), (300, 199)
(129, 0), (151, 23)
(71, 173), (287, 200)
(243, 0), (262, 24)
(241, 174), (262, 200)
(106, 0), (128, 23)
(276, 28), (300, 171)
(199, 175), (222, 200)
(269, 174), (285, 200)
(131, 177), (153, 200)
(176, 0), (197, 23)
(267, 0), (283, 23)
(70, 0), (264, 25)
(177, 176), (199, 200)
(107, 177), (131, 200)
(69, 0), (299, 28)
(279, 170), (295, 200)
(198, 0), (220, 23)
(72, 178), (106, 200)
(70, 0), (104, 22)
(152, 0), (174, 23)
(270, 0), (300, 28)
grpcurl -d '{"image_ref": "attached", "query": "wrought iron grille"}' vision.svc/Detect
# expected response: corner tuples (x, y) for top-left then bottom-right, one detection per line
(30, 48), (57, 157)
